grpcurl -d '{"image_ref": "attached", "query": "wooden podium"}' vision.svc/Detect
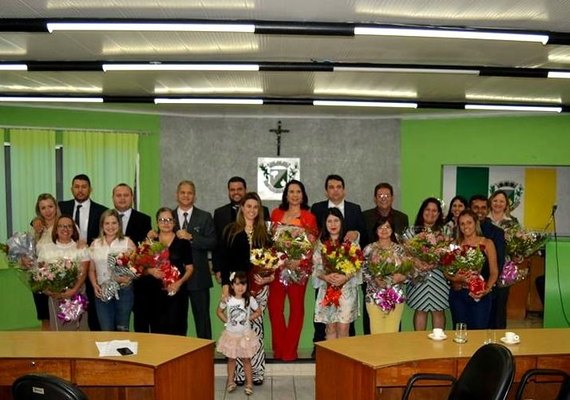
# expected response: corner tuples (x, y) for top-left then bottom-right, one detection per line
(0, 331), (214, 400)
(316, 328), (570, 400)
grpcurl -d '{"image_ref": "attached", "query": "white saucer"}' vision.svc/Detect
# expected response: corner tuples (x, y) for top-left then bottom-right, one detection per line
(500, 337), (520, 345)
(428, 333), (447, 341)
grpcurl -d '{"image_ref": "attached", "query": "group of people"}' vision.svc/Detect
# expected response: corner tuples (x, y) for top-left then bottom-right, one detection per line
(26, 173), (520, 396)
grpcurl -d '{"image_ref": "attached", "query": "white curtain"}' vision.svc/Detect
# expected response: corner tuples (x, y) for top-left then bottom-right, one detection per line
(10, 129), (56, 233)
(62, 131), (139, 206)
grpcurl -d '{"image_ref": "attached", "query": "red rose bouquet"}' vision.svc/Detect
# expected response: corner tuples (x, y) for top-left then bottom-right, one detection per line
(130, 240), (180, 290)
(441, 244), (486, 297)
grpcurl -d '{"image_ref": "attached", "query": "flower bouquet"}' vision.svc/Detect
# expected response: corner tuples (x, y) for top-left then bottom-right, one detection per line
(98, 251), (138, 301)
(272, 224), (317, 286)
(504, 226), (549, 259)
(29, 257), (81, 293)
(28, 257), (88, 323)
(1, 232), (36, 272)
(131, 240), (180, 292)
(250, 247), (286, 277)
(399, 227), (452, 267)
(496, 260), (529, 288)
(320, 240), (364, 307)
(364, 245), (413, 313)
(441, 244), (486, 297)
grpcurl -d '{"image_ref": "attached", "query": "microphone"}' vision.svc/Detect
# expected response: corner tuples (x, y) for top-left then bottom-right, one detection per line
(552, 204), (558, 216)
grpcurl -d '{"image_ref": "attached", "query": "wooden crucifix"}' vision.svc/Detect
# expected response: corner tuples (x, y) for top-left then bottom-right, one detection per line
(269, 120), (289, 156)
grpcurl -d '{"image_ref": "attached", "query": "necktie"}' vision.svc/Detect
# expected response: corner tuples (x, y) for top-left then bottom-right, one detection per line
(74, 204), (82, 228)
(182, 212), (189, 230)
(119, 214), (125, 234)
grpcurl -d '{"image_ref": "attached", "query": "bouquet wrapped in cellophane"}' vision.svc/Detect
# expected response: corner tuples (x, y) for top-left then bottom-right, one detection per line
(504, 225), (549, 259)
(399, 227), (452, 267)
(441, 244), (486, 296)
(364, 245), (413, 313)
(99, 251), (138, 301)
(320, 240), (364, 307)
(250, 247), (286, 277)
(272, 224), (317, 286)
(130, 240), (180, 293)
(497, 260), (529, 288)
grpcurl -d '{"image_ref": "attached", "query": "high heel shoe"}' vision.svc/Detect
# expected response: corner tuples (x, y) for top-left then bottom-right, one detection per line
(244, 385), (253, 395)
(226, 382), (237, 393)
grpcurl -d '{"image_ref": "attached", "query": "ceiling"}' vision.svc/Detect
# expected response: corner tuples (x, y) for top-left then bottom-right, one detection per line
(2, 0), (570, 118)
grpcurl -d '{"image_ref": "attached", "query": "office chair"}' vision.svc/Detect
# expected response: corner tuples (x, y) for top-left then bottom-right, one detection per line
(401, 343), (515, 400)
(12, 373), (88, 400)
(515, 368), (570, 400)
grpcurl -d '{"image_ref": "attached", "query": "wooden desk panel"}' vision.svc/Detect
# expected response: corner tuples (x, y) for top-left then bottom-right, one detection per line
(316, 329), (570, 400)
(0, 332), (214, 400)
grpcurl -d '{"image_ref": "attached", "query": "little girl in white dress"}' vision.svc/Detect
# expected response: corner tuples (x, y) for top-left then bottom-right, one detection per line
(216, 271), (261, 396)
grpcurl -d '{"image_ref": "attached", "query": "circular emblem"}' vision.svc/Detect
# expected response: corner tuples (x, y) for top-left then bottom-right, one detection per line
(489, 180), (523, 211)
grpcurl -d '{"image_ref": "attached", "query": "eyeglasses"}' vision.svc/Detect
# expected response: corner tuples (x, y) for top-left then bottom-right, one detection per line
(57, 224), (74, 229)
(377, 194), (391, 199)
(158, 218), (175, 223)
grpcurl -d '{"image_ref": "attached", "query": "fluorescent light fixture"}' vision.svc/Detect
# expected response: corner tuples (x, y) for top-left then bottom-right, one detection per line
(0, 64), (28, 71)
(154, 98), (263, 105)
(465, 104), (562, 112)
(547, 71), (570, 79)
(103, 63), (259, 72)
(334, 66), (479, 75)
(354, 27), (549, 44)
(47, 22), (255, 33)
(313, 100), (417, 108)
(0, 96), (103, 103)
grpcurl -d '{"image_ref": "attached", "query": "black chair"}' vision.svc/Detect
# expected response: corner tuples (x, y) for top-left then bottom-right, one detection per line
(12, 374), (88, 400)
(515, 368), (570, 400)
(401, 343), (515, 400)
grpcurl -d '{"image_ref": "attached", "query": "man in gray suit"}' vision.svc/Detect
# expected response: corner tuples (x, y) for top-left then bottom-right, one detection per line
(174, 180), (217, 339)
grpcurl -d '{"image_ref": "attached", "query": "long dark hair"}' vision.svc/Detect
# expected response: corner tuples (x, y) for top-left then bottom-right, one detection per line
(278, 180), (310, 210)
(414, 197), (444, 230)
(319, 207), (346, 242)
(445, 195), (468, 223)
(228, 271), (252, 308)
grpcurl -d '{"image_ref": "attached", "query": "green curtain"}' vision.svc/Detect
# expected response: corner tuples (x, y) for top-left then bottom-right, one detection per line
(0, 129), (5, 242)
(10, 129), (56, 234)
(62, 131), (138, 206)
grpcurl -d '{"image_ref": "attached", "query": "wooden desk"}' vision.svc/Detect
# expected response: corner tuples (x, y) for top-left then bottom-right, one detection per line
(0, 331), (214, 400)
(316, 328), (570, 400)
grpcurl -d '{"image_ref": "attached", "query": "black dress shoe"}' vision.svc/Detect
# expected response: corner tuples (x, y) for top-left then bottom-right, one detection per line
(235, 380), (245, 386)
(253, 380), (263, 386)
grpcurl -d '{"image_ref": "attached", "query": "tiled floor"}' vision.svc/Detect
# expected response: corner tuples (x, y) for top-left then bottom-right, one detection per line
(214, 313), (543, 399)
(214, 362), (315, 400)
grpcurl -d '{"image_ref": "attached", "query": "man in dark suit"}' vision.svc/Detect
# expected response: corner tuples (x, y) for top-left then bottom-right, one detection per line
(470, 194), (507, 329)
(112, 183), (153, 333)
(212, 176), (270, 282)
(58, 174), (107, 331)
(174, 180), (217, 339)
(310, 174), (367, 344)
(362, 182), (409, 246)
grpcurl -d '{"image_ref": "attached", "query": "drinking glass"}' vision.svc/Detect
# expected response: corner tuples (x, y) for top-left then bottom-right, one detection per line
(454, 322), (467, 343)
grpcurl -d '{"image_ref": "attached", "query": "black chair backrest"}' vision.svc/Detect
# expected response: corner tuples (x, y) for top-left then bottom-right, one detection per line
(516, 368), (570, 400)
(448, 343), (515, 400)
(12, 374), (88, 400)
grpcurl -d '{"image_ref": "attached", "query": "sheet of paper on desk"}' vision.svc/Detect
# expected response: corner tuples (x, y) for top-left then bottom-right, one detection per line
(96, 340), (138, 356)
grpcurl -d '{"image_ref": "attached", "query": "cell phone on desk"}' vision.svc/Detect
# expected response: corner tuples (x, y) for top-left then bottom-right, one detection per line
(117, 347), (133, 356)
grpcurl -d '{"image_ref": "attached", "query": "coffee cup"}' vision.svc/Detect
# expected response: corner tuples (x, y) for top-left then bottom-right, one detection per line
(432, 328), (444, 338)
(505, 331), (519, 342)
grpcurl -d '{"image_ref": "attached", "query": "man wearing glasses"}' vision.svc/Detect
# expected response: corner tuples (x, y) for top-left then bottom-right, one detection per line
(362, 182), (409, 244)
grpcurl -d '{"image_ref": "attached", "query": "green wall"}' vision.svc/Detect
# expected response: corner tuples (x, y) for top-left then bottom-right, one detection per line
(0, 105), (161, 329)
(399, 114), (570, 330)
